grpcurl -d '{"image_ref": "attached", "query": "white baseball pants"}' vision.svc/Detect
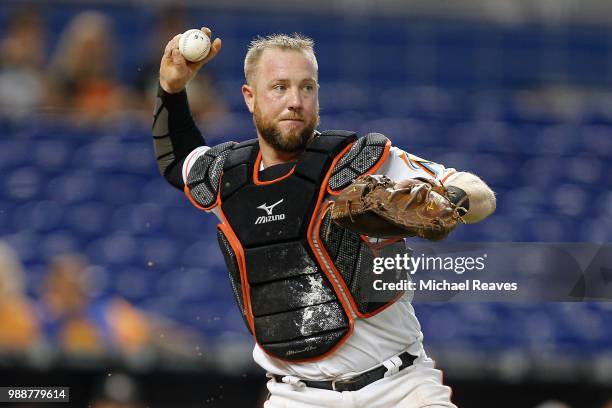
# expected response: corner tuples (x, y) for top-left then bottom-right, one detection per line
(264, 356), (457, 408)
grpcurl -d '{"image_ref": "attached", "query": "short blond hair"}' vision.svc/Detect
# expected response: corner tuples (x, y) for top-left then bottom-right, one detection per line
(244, 33), (318, 84)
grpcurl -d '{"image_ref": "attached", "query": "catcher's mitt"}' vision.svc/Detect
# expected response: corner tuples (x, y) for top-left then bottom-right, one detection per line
(330, 175), (463, 240)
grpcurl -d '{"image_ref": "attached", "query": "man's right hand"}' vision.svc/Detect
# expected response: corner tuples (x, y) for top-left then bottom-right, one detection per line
(159, 27), (222, 94)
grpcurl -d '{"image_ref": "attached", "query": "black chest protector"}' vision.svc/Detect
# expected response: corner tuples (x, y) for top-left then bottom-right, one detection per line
(214, 131), (395, 361)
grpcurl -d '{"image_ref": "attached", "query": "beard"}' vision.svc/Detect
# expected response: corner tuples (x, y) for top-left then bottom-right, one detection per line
(253, 103), (319, 154)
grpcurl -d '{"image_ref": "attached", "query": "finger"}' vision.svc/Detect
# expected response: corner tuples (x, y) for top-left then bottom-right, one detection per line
(164, 34), (180, 57)
(164, 34), (181, 59)
(189, 37), (222, 71)
(163, 41), (172, 59)
(200, 27), (211, 38)
(204, 37), (222, 63)
(171, 47), (186, 67)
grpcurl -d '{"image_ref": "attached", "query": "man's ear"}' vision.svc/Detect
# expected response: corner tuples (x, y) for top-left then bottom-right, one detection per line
(242, 84), (254, 113)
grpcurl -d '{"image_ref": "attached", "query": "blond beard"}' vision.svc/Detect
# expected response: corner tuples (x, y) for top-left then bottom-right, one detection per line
(253, 102), (319, 154)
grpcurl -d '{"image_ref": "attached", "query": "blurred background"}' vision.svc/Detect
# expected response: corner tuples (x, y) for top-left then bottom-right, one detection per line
(0, 0), (611, 407)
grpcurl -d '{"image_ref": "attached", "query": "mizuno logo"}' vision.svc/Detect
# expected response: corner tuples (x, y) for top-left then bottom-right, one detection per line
(255, 199), (285, 225)
(257, 199), (284, 216)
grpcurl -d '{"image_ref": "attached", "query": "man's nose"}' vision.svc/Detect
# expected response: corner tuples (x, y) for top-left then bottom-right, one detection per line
(287, 87), (303, 110)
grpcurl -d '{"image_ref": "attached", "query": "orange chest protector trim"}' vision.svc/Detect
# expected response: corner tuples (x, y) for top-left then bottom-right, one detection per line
(214, 131), (392, 361)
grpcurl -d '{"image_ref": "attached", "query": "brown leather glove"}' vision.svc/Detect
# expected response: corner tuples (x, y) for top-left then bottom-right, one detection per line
(330, 175), (463, 240)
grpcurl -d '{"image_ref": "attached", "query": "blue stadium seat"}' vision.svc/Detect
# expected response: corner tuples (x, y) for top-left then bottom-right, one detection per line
(524, 215), (570, 242)
(85, 233), (138, 266)
(580, 125), (612, 158)
(100, 173), (145, 205)
(40, 231), (80, 259)
(5, 167), (44, 201)
(73, 142), (124, 170)
(181, 239), (225, 270)
(141, 179), (184, 207)
(45, 171), (97, 203)
(551, 184), (587, 218)
(33, 140), (72, 169)
(137, 237), (180, 268)
(580, 217), (612, 242)
(359, 118), (433, 148)
(64, 202), (111, 236)
(321, 82), (372, 113)
(0, 200), (15, 231)
(533, 125), (578, 155)
(448, 120), (520, 153)
(562, 155), (603, 185)
(123, 142), (157, 174)
(2, 230), (41, 264)
(0, 140), (30, 170)
(202, 113), (255, 144)
(113, 267), (154, 301)
(519, 157), (560, 188)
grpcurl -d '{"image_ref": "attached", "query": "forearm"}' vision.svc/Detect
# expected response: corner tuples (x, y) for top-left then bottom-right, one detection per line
(152, 83), (206, 189)
(444, 172), (496, 224)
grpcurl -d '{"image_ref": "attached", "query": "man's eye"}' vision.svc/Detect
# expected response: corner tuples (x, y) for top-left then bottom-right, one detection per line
(303, 85), (314, 91)
(274, 85), (286, 91)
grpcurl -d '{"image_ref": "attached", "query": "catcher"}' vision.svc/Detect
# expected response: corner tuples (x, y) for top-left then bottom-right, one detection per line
(153, 28), (496, 408)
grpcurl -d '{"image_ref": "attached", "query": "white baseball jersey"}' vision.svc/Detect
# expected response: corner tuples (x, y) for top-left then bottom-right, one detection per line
(183, 144), (457, 380)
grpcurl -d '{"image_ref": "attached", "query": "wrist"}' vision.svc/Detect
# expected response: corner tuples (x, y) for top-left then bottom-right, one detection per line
(159, 78), (185, 94)
(446, 185), (470, 216)
(157, 81), (187, 99)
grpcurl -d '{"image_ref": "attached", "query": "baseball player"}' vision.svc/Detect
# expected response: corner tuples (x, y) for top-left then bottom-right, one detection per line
(152, 28), (496, 408)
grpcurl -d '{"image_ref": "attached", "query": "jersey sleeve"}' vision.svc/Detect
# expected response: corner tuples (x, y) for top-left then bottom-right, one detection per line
(182, 146), (211, 184)
(376, 146), (457, 184)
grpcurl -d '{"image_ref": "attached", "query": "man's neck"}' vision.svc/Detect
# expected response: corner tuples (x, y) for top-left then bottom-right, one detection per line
(258, 132), (316, 167)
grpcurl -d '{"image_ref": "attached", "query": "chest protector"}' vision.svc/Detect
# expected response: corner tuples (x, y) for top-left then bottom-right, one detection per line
(210, 131), (394, 361)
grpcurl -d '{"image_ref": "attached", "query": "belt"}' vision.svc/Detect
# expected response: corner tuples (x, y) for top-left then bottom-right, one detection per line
(273, 351), (416, 392)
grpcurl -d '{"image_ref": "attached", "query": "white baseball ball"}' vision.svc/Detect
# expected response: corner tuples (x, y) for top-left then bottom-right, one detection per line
(178, 29), (211, 62)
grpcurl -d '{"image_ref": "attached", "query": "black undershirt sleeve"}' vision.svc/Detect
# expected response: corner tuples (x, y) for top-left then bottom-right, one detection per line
(152, 83), (206, 190)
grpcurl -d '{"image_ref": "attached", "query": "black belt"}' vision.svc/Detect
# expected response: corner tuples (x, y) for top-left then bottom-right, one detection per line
(273, 351), (416, 392)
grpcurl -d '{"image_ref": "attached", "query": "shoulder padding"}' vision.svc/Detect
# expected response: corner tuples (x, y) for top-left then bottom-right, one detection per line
(328, 132), (389, 191)
(186, 141), (236, 208)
